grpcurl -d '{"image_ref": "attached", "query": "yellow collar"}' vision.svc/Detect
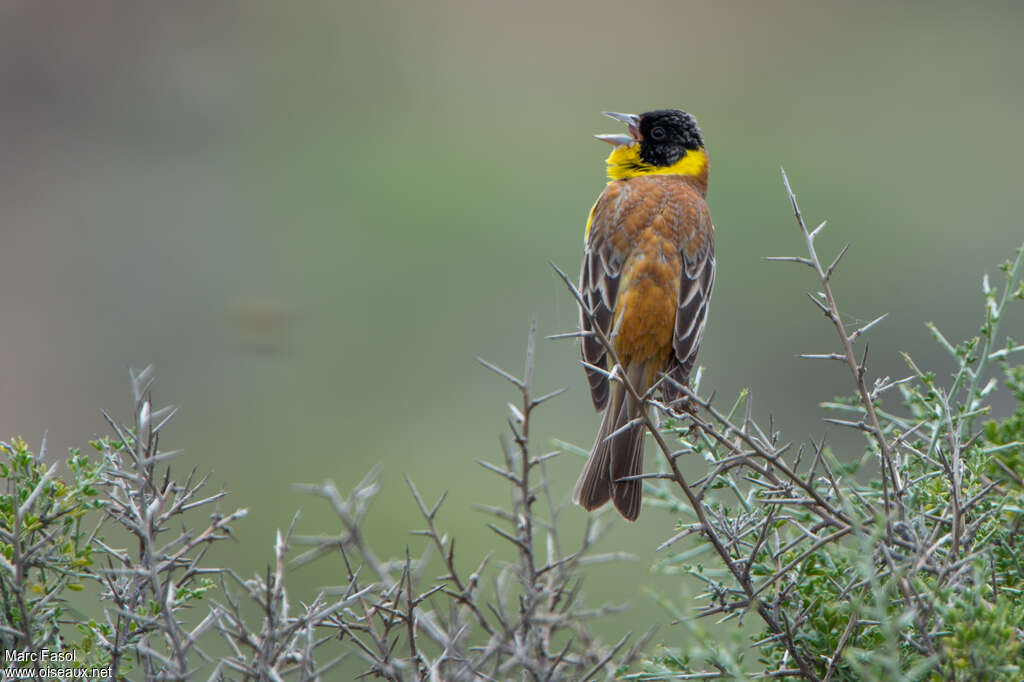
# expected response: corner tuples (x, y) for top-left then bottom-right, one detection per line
(605, 145), (708, 181)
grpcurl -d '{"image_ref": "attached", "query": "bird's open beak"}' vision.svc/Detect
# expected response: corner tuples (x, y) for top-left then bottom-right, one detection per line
(595, 111), (641, 146)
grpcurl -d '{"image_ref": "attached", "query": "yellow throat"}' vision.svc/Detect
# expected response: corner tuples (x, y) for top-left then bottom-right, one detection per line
(605, 144), (708, 181)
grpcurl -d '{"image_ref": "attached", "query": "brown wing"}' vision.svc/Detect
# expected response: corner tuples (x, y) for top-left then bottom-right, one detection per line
(579, 188), (626, 411)
(663, 205), (714, 407)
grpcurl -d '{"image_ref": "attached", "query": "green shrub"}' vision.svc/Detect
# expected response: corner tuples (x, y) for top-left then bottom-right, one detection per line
(627, 174), (1024, 681)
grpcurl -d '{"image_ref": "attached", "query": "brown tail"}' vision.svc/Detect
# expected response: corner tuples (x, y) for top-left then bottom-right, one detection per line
(572, 365), (646, 521)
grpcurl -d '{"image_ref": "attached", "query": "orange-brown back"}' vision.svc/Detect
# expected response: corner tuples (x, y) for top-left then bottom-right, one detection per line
(579, 174), (714, 408)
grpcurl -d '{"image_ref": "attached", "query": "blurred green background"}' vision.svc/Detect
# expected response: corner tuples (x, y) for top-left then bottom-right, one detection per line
(2, 0), (1023, 669)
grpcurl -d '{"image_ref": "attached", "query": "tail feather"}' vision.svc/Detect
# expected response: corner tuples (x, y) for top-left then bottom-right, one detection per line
(573, 364), (647, 522)
(572, 402), (614, 511)
(608, 387), (644, 521)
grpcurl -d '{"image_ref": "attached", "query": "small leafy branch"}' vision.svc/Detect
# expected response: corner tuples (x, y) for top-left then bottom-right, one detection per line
(554, 170), (1024, 680)
(0, 436), (103, 677)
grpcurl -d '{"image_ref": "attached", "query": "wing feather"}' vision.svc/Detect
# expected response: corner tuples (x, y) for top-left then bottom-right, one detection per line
(579, 191), (625, 411)
(664, 205), (715, 407)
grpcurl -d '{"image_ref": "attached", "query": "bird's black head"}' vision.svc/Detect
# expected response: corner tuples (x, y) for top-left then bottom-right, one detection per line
(636, 109), (704, 167)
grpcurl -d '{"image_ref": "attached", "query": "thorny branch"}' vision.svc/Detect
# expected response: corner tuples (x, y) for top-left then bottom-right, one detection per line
(45, 354), (644, 682)
(248, 321), (652, 681)
(550, 262), (828, 682)
(776, 169), (902, 529)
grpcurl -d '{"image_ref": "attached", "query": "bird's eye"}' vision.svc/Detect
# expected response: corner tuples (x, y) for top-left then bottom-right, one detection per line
(650, 126), (666, 140)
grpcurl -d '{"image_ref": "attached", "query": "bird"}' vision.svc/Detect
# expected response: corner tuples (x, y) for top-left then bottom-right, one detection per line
(571, 109), (714, 521)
